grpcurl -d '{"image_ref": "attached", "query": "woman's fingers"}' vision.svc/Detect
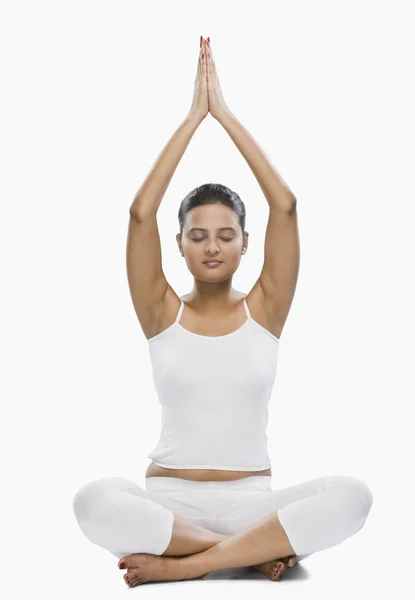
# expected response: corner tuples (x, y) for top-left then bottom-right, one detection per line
(195, 39), (202, 82)
(201, 39), (207, 84)
(206, 41), (212, 84)
(198, 39), (207, 84)
(207, 39), (217, 83)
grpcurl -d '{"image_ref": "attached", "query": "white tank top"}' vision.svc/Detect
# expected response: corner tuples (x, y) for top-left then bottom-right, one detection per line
(146, 296), (279, 471)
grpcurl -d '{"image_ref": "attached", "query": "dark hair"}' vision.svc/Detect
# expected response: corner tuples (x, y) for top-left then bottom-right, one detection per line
(178, 183), (246, 238)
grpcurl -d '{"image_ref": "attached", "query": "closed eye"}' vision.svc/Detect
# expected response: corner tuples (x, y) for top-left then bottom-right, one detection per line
(191, 238), (234, 242)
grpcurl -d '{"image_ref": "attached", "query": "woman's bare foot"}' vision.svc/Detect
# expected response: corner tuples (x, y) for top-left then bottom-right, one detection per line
(252, 555), (297, 582)
(118, 553), (185, 587)
(119, 553), (298, 587)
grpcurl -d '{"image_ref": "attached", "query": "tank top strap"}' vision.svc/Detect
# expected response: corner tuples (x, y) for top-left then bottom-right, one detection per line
(243, 297), (252, 320)
(174, 298), (185, 324)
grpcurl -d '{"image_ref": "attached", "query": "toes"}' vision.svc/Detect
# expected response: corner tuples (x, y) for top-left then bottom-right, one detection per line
(124, 569), (135, 584)
(126, 575), (137, 586)
(125, 568), (141, 585)
(276, 560), (288, 578)
(273, 561), (285, 580)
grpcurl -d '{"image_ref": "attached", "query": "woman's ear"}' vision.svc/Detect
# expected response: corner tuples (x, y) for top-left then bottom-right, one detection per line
(242, 231), (249, 253)
(176, 233), (183, 255)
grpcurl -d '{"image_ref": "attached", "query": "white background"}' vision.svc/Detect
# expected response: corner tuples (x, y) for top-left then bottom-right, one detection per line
(1, 0), (414, 598)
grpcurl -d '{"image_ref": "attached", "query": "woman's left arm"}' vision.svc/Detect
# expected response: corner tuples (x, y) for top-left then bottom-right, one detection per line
(205, 39), (296, 212)
(218, 109), (296, 212)
(219, 110), (300, 325)
(207, 39), (299, 322)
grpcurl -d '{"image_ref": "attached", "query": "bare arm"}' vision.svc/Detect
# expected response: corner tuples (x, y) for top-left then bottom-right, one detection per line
(218, 110), (299, 332)
(217, 109), (296, 212)
(127, 112), (204, 336)
(129, 112), (204, 219)
(219, 109), (299, 320)
(204, 40), (295, 210)
(127, 40), (209, 336)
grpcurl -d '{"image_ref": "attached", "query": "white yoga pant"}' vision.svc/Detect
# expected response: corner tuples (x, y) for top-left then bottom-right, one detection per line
(72, 474), (373, 563)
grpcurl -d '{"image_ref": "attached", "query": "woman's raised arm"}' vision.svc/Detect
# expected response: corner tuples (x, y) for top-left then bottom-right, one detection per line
(130, 38), (209, 219)
(129, 113), (202, 219)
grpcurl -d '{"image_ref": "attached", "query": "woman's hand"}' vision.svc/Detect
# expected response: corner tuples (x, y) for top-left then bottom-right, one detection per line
(206, 38), (231, 121)
(188, 37), (209, 122)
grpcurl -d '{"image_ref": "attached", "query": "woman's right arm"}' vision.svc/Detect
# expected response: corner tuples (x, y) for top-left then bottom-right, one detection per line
(129, 111), (204, 219)
(127, 111), (204, 338)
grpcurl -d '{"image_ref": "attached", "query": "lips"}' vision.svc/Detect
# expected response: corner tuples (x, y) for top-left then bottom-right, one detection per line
(203, 260), (222, 264)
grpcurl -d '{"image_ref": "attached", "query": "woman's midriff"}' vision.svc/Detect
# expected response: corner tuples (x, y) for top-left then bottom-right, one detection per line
(145, 461), (272, 481)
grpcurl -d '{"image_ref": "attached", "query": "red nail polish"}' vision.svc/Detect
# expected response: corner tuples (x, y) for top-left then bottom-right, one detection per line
(207, 37), (210, 44)
(119, 561), (125, 569)
(200, 36), (202, 48)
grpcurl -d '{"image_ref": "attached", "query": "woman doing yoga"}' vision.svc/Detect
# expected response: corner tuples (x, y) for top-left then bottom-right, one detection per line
(72, 37), (373, 587)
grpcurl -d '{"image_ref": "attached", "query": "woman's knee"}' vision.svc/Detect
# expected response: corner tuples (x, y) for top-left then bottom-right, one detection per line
(328, 475), (374, 519)
(72, 476), (175, 556)
(72, 477), (134, 523)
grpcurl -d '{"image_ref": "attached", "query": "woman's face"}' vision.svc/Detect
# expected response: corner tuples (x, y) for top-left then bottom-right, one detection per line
(177, 204), (248, 280)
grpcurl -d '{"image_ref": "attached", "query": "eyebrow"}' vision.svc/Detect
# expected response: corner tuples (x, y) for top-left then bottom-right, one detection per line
(188, 227), (237, 233)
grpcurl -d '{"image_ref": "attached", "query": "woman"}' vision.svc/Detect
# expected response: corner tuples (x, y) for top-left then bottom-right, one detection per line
(72, 37), (373, 587)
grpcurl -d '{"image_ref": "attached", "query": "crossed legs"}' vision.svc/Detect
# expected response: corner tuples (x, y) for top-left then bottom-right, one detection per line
(161, 513), (229, 556)
(117, 475), (373, 585)
(73, 474), (373, 586)
(119, 511), (296, 585)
